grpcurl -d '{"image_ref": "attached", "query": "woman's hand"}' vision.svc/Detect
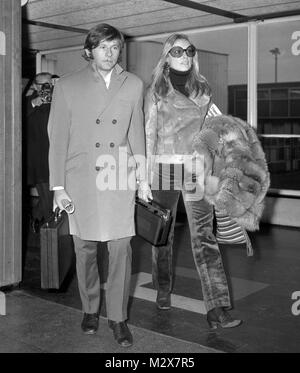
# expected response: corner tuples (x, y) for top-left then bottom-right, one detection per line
(137, 181), (153, 202)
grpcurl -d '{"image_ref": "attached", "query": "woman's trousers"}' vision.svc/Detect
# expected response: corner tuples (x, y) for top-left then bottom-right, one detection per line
(151, 164), (231, 312)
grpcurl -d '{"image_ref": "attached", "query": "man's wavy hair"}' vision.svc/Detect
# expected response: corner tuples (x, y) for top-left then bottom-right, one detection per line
(83, 23), (125, 61)
(150, 33), (211, 101)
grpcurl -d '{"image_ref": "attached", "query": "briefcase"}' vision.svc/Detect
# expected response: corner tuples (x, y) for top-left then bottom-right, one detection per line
(40, 209), (74, 289)
(135, 198), (172, 246)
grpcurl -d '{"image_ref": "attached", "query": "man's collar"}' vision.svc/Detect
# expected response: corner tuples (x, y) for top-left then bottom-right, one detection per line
(114, 63), (124, 75)
(89, 62), (124, 82)
(103, 69), (113, 88)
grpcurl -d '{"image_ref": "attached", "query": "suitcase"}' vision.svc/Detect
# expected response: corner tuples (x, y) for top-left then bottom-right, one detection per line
(40, 209), (74, 289)
(135, 198), (172, 246)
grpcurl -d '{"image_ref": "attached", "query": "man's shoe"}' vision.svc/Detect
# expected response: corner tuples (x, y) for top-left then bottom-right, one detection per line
(81, 313), (99, 334)
(207, 307), (242, 330)
(108, 320), (133, 347)
(156, 291), (171, 310)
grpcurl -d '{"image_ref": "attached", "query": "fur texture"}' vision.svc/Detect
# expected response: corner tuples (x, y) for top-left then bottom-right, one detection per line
(193, 115), (270, 231)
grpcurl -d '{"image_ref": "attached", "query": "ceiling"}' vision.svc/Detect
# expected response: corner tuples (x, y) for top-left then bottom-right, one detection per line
(22, 0), (300, 52)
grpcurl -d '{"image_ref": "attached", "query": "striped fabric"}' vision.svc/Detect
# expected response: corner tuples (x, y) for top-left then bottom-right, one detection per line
(215, 210), (246, 244)
(215, 210), (253, 256)
(206, 103), (222, 118)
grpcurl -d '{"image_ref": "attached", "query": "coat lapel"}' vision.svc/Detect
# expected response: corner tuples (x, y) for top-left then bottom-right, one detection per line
(91, 63), (128, 117)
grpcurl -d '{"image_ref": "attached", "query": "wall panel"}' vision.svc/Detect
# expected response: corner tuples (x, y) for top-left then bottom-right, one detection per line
(0, 0), (22, 287)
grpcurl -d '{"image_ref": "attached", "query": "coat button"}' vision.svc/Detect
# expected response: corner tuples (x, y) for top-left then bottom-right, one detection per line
(95, 142), (100, 148)
(110, 142), (115, 148)
(95, 166), (100, 171)
(96, 119), (101, 124)
(112, 119), (117, 124)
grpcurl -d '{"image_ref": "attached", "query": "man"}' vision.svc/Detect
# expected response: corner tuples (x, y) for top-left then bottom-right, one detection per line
(48, 24), (150, 347)
(24, 72), (55, 232)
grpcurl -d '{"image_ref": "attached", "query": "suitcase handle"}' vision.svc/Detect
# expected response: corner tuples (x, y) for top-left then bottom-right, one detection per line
(54, 207), (62, 222)
(43, 208), (63, 228)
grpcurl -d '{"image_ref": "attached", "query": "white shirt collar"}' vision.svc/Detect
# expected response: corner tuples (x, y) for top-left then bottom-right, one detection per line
(103, 69), (113, 88)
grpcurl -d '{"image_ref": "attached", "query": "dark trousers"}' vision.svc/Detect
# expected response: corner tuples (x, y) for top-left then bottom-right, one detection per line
(73, 235), (132, 322)
(33, 182), (53, 221)
(151, 164), (231, 312)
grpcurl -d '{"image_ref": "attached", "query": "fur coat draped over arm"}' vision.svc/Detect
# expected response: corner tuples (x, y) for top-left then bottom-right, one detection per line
(193, 115), (270, 231)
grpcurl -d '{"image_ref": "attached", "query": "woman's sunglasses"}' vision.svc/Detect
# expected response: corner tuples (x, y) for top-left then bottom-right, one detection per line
(168, 45), (196, 58)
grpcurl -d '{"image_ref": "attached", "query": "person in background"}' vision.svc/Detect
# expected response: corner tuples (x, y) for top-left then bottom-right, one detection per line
(143, 33), (242, 329)
(24, 72), (56, 232)
(48, 23), (150, 347)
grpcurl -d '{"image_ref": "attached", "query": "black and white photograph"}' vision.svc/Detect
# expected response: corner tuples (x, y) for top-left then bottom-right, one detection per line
(1, 0), (300, 358)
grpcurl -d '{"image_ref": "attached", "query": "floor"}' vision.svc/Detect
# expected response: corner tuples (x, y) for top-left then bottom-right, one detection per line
(0, 290), (218, 353)
(2, 215), (300, 353)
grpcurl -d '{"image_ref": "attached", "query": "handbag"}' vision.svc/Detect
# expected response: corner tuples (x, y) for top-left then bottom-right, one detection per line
(135, 198), (172, 246)
(40, 208), (75, 289)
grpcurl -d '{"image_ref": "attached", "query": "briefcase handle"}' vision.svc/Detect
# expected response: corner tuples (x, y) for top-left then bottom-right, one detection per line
(135, 197), (169, 222)
(135, 197), (152, 208)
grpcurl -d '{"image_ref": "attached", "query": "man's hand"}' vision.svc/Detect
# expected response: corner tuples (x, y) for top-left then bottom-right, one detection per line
(137, 181), (153, 202)
(31, 96), (45, 107)
(53, 189), (73, 212)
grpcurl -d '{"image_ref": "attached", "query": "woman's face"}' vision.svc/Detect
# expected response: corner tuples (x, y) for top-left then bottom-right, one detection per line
(167, 38), (194, 72)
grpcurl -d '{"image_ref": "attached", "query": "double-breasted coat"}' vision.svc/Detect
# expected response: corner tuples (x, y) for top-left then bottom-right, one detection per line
(48, 63), (145, 241)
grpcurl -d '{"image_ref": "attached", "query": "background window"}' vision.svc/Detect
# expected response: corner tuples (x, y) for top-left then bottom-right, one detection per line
(257, 20), (300, 190)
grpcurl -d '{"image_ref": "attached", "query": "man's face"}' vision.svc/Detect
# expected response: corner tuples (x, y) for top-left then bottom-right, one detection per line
(89, 39), (121, 72)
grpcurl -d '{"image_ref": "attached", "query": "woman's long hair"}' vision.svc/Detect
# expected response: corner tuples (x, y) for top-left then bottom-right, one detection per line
(150, 33), (210, 101)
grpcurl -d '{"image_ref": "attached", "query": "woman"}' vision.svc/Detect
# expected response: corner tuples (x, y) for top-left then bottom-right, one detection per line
(144, 33), (242, 329)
